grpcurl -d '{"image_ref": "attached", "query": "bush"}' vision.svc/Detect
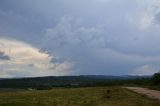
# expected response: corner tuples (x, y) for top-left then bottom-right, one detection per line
(152, 72), (160, 85)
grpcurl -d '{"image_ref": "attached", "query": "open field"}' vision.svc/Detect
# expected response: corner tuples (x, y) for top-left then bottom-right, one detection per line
(0, 87), (160, 106)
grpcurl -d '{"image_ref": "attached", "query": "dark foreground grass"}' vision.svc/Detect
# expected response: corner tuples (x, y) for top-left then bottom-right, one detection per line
(0, 87), (160, 106)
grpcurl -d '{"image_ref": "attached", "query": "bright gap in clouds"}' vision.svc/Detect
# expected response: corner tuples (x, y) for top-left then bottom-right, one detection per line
(0, 38), (72, 78)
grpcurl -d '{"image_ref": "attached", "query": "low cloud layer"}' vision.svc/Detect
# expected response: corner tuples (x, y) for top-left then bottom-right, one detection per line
(0, 0), (160, 77)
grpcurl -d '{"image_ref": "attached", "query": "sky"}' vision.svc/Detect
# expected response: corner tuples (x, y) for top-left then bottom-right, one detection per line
(0, 0), (160, 77)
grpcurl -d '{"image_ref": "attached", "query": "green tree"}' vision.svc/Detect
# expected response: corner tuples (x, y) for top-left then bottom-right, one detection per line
(152, 72), (160, 85)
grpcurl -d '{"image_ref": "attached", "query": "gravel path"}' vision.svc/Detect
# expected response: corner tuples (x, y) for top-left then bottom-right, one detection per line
(125, 87), (160, 100)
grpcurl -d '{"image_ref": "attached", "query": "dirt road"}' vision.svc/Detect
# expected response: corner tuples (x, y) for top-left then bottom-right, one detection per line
(125, 87), (160, 100)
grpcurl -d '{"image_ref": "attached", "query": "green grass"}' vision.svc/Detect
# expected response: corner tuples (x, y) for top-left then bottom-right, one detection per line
(0, 87), (160, 106)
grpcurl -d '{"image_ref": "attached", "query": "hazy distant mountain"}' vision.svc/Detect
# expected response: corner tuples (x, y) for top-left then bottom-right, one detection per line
(82, 75), (151, 80)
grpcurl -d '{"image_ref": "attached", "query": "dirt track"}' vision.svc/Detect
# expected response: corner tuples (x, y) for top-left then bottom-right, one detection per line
(125, 87), (160, 100)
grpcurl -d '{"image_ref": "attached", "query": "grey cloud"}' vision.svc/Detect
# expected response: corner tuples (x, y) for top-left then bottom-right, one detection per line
(155, 12), (160, 24)
(44, 17), (104, 49)
(42, 16), (160, 75)
(0, 51), (10, 60)
(50, 57), (67, 64)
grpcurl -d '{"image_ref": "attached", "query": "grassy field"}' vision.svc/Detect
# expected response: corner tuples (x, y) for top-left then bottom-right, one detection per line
(0, 87), (160, 106)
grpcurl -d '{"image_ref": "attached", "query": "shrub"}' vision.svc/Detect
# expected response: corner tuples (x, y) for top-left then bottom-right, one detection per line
(152, 72), (160, 85)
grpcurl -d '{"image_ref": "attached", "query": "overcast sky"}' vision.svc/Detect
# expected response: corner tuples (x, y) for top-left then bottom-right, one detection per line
(0, 0), (160, 77)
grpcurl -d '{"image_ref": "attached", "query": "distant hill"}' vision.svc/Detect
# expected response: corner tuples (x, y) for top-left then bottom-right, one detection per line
(0, 75), (151, 89)
(81, 75), (150, 80)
